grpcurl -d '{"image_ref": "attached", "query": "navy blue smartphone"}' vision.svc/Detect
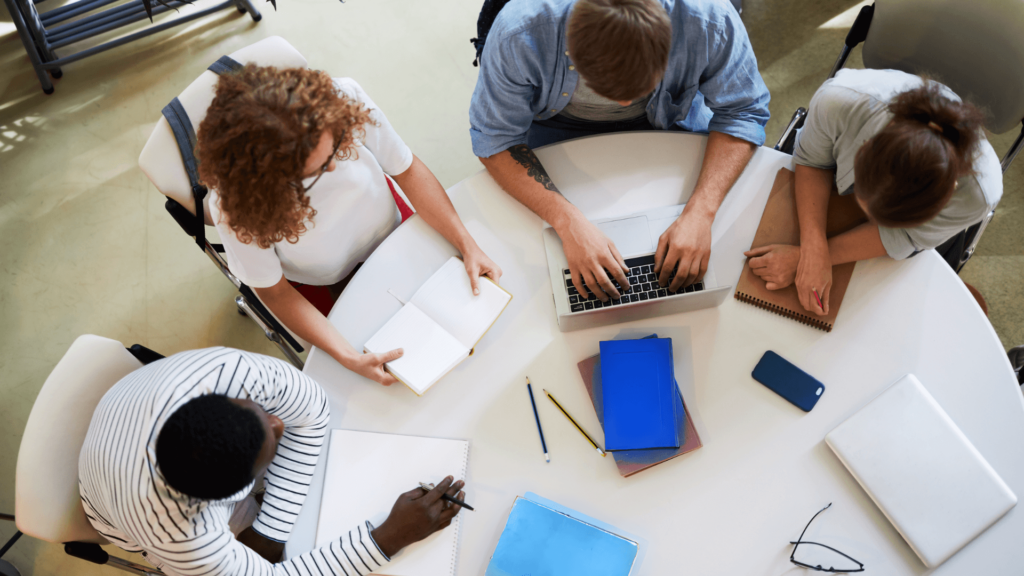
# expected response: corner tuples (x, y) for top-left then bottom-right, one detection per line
(751, 351), (825, 412)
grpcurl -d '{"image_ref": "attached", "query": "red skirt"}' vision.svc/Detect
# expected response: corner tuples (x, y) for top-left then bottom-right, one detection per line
(289, 176), (412, 316)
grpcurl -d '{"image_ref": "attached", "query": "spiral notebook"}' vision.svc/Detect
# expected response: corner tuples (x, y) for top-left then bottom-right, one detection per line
(315, 430), (469, 576)
(734, 168), (866, 332)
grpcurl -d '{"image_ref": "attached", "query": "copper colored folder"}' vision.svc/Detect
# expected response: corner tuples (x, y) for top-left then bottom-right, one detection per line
(734, 168), (865, 332)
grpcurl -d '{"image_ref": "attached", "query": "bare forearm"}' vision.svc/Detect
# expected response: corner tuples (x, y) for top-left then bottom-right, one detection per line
(686, 131), (756, 218)
(254, 279), (359, 366)
(828, 223), (887, 265)
(393, 155), (480, 255)
(480, 145), (581, 231)
(794, 164), (835, 250)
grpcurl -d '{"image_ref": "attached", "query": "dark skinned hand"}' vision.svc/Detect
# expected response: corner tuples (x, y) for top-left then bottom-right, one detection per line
(370, 476), (465, 557)
(237, 526), (284, 563)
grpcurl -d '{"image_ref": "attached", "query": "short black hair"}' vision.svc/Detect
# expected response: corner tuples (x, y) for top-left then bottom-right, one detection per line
(156, 395), (266, 500)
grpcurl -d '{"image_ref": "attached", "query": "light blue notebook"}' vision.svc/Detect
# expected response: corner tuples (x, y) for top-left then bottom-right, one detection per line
(485, 496), (638, 576)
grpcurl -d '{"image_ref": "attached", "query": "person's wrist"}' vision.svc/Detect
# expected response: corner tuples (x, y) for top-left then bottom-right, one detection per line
(549, 203), (581, 234)
(370, 522), (403, 558)
(682, 195), (718, 222)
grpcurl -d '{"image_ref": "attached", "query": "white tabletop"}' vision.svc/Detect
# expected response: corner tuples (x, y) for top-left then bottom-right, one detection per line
(285, 132), (1024, 575)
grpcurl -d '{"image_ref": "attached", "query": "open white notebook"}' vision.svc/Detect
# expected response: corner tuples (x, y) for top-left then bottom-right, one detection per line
(364, 257), (511, 395)
(315, 430), (470, 576)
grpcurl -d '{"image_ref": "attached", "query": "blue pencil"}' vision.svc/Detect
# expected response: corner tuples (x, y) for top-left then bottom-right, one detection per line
(526, 378), (550, 463)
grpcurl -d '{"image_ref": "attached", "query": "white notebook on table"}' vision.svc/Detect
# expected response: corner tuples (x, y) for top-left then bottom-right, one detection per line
(825, 374), (1017, 568)
(364, 257), (512, 395)
(316, 430), (470, 576)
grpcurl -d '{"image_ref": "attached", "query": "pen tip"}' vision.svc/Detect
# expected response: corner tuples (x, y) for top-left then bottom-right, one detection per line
(545, 453), (550, 463)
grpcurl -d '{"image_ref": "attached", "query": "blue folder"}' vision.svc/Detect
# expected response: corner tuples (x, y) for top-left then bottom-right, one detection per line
(600, 338), (680, 451)
(485, 496), (638, 576)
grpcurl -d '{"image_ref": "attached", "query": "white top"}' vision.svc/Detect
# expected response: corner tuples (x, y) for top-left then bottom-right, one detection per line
(209, 78), (415, 288)
(79, 347), (393, 576)
(826, 374), (1017, 568)
(793, 68), (1003, 260)
(287, 132), (1024, 575)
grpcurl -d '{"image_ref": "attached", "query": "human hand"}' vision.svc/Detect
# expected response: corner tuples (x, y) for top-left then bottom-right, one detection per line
(654, 208), (713, 292)
(795, 242), (832, 315)
(558, 214), (629, 302)
(348, 349), (403, 386)
(237, 526), (284, 562)
(743, 244), (801, 291)
(462, 248), (503, 295)
(370, 476), (466, 557)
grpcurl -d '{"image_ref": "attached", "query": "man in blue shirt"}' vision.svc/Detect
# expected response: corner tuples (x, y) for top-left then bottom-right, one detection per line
(470, 0), (769, 300)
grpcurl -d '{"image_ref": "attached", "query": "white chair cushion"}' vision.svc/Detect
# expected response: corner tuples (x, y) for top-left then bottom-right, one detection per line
(138, 36), (308, 223)
(15, 335), (143, 543)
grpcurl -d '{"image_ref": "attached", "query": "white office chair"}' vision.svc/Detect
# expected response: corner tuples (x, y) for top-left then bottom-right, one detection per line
(10, 335), (165, 575)
(138, 36), (310, 368)
(773, 0), (1024, 272)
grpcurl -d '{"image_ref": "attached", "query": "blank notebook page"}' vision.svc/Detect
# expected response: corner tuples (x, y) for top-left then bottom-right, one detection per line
(410, 257), (511, 348)
(316, 430), (470, 576)
(363, 304), (468, 394)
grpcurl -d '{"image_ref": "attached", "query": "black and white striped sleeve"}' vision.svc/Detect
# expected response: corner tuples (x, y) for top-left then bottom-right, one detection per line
(237, 353), (331, 543)
(146, 522), (390, 576)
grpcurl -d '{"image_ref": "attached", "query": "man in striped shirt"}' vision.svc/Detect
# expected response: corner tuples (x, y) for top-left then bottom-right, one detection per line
(79, 347), (465, 575)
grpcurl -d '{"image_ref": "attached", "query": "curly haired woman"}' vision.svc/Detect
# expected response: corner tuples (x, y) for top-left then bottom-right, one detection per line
(743, 69), (1001, 316)
(197, 65), (502, 386)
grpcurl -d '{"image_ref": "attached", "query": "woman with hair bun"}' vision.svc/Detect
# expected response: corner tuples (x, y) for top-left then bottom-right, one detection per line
(197, 65), (501, 385)
(744, 68), (1002, 315)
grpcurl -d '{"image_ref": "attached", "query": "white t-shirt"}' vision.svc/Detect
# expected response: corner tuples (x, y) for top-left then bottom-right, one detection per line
(210, 78), (414, 288)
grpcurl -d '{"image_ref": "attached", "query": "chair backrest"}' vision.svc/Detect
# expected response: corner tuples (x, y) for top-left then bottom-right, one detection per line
(862, 0), (1024, 134)
(15, 335), (143, 544)
(138, 36), (308, 224)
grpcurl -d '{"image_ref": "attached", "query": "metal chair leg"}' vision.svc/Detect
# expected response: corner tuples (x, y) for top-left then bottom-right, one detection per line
(235, 296), (304, 369)
(233, 0), (260, 21)
(4, 0), (54, 93)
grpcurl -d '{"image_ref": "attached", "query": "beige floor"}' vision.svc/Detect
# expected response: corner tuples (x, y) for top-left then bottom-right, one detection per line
(1, 0), (1020, 574)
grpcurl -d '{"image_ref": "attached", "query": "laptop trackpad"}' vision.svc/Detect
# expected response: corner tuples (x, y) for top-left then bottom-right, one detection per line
(597, 216), (653, 257)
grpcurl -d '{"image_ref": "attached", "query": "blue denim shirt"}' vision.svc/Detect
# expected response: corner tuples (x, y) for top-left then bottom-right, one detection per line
(469, 0), (771, 158)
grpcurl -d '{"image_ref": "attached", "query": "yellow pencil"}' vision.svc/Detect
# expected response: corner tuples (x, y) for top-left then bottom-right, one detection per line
(543, 389), (606, 457)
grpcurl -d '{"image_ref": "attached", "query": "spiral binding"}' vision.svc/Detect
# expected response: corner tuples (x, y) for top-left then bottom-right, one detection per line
(734, 292), (832, 332)
(448, 441), (470, 575)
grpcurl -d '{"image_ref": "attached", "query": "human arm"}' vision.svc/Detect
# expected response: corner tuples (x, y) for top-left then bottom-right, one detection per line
(749, 81), (858, 314)
(792, 164), (837, 314)
(654, 8), (767, 291)
(253, 279), (402, 386)
(145, 478), (466, 576)
(654, 131), (755, 290)
(744, 225), (886, 313)
(480, 146), (628, 301)
(391, 155), (502, 294)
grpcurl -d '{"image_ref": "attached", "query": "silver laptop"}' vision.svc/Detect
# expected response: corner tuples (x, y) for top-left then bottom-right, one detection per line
(543, 204), (732, 332)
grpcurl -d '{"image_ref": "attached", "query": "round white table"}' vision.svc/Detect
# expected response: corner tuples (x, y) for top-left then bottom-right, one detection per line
(285, 132), (1024, 575)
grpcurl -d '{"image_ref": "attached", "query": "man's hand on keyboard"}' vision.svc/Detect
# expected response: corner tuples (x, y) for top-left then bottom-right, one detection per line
(654, 206), (713, 292)
(559, 214), (629, 302)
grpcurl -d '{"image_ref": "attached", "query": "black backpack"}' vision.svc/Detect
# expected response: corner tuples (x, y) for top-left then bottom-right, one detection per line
(471, 0), (514, 66)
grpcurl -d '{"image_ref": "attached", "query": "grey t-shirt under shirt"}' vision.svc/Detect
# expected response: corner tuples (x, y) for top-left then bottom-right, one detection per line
(559, 79), (652, 122)
(793, 68), (1002, 260)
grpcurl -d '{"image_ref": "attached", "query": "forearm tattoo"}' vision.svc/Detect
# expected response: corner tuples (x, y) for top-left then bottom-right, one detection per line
(509, 144), (559, 192)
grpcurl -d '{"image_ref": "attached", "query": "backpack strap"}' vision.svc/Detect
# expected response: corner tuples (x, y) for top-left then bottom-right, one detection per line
(208, 55), (244, 76)
(470, 0), (512, 66)
(159, 55), (242, 250)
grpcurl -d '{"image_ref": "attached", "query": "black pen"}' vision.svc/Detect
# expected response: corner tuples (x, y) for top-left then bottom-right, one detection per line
(419, 482), (475, 511)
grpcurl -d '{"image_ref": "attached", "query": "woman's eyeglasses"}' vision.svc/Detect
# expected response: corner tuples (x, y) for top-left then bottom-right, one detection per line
(293, 139), (342, 193)
(790, 503), (865, 573)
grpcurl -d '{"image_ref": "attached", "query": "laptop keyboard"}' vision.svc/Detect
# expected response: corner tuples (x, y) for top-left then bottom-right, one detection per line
(565, 254), (703, 313)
